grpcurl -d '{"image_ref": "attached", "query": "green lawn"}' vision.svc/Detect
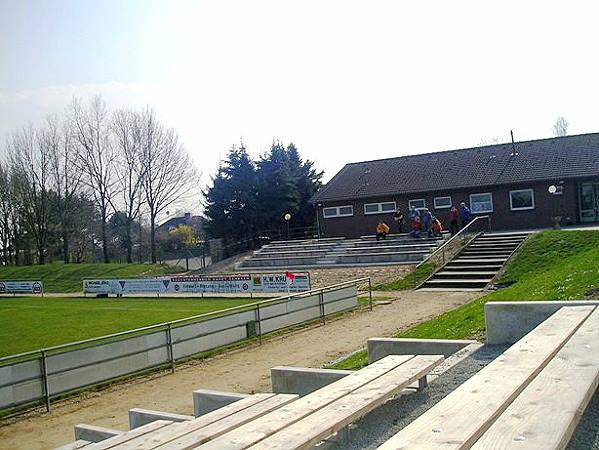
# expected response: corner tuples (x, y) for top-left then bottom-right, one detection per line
(0, 296), (259, 356)
(0, 263), (180, 293)
(330, 230), (599, 370)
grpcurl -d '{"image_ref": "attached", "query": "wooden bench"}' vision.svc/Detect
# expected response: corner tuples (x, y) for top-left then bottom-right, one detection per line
(375, 305), (599, 450)
(195, 354), (442, 450)
(83, 393), (296, 450)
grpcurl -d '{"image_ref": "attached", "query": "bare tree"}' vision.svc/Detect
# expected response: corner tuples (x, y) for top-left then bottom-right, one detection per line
(0, 163), (14, 265)
(70, 96), (119, 263)
(7, 125), (51, 264)
(112, 109), (145, 263)
(553, 116), (569, 137)
(47, 116), (84, 263)
(139, 108), (197, 263)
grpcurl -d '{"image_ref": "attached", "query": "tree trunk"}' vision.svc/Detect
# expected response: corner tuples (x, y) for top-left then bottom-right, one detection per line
(150, 215), (156, 264)
(125, 219), (133, 264)
(101, 208), (109, 263)
(63, 230), (70, 264)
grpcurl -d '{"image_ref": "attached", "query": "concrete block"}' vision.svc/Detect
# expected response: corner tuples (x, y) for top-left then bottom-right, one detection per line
(367, 338), (477, 363)
(128, 408), (194, 429)
(74, 424), (122, 443)
(54, 440), (92, 450)
(192, 389), (249, 417)
(271, 366), (352, 396)
(485, 301), (599, 345)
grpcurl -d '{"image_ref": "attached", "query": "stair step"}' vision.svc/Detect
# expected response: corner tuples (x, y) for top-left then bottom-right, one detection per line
(451, 258), (507, 265)
(443, 265), (503, 271)
(434, 271), (496, 279)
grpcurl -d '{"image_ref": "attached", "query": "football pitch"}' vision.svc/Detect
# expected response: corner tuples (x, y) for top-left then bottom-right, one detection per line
(0, 296), (260, 357)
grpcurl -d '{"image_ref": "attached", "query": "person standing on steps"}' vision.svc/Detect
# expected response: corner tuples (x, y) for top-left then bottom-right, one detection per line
(448, 205), (459, 235)
(393, 207), (404, 233)
(421, 208), (433, 237)
(460, 202), (472, 228)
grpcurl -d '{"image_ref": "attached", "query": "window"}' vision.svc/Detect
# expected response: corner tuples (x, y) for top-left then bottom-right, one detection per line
(469, 193), (494, 213)
(510, 189), (535, 211)
(364, 201), (396, 215)
(322, 205), (354, 218)
(408, 199), (426, 209)
(433, 196), (452, 209)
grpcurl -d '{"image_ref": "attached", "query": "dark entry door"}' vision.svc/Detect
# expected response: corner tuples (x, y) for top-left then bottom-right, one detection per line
(579, 183), (599, 222)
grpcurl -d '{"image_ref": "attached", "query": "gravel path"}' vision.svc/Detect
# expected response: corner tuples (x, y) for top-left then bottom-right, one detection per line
(0, 289), (480, 450)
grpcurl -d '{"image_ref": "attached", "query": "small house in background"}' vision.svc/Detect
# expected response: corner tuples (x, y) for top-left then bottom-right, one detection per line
(157, 213), (205, 238)
(310, 133), (599, 238)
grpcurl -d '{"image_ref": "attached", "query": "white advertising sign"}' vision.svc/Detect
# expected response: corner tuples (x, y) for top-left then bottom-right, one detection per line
(0, 280), (44, 295)
(83, 273), (310, 295)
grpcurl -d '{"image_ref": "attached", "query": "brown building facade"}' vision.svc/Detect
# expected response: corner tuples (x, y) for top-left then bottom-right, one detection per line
(311, 134), (599, 238)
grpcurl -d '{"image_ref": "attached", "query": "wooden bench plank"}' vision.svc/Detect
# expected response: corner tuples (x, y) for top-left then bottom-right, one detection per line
(54, 440), (92, 450)
(85, 421), (173, 450)
(249, 354), (444, 450)
(94, 393), (276, 450)
(114, 394), (297, 450)
(195, 354), (416, 450)
(148, 394), (298, 450)
(471, 307), (599, 449)
(375, 306), (595, 450)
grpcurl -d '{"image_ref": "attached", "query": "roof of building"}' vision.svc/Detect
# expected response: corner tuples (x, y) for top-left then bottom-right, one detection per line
(310, 133), (599, 203)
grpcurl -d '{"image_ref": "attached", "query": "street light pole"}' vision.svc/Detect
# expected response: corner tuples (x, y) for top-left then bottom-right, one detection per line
(284, 213), (291, 240)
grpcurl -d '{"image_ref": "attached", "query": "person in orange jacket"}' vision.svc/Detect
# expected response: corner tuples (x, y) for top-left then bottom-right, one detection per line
(376, 221), (390, 241)
(431, 216), (443, 237)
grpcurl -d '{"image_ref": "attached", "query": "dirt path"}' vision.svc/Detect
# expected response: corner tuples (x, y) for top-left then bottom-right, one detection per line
(0, 290), (482, 450)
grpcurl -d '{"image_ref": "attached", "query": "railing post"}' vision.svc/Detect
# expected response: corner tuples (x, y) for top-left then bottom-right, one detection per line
(318, 290), (326, 325)
(40, 350), (51, 413)
(256, 303), (262, 345)
(166, 324), (175, 374)
(368, 278), (373, 311)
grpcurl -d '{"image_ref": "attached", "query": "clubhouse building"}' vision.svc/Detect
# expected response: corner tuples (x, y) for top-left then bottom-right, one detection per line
(310, 133), (599, 237)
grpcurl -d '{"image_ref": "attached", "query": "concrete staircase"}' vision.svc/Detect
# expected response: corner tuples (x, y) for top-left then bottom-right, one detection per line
(419, 232), (531, 290)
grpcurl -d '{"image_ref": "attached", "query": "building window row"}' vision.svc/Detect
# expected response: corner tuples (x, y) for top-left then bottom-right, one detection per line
(364, 201), (396, 215)
(323, 205), (354, 218)
(322, 189), (535, 219)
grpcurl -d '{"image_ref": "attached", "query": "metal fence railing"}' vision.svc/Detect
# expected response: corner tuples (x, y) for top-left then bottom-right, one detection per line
(0, 277), (371, 416)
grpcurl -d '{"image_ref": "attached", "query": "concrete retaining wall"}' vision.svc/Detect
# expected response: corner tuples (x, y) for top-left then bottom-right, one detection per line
(485, 301), (599, 345)
(271, 366), (351, 396)
(367, 338), (478, 363)
(74, 424), (121, 442)
(129, 408), (193, 429)
(0, 284), (358, 411)
(193, 389), (249, 417)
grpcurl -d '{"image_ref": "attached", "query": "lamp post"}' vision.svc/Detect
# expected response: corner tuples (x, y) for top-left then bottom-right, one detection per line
(316, 204), (322, 239)
(284, 213), (292, 240)
(548, 185), (561, 229)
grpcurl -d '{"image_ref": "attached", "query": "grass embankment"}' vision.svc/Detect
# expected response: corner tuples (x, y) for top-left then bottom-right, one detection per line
(373, 262), (436, 291)
(0, 262), (180, 293)
(0, 296), (260, 356)
(330, 230), (599, 370)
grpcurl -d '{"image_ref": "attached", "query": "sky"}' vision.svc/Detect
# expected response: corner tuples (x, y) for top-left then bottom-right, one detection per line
(2, 0), (599, 212)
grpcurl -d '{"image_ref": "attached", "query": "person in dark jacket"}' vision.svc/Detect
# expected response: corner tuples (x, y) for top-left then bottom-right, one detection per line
(393, 208), (404, 233)
(459, 202), (472, 228)
(448, 205), (459, 235)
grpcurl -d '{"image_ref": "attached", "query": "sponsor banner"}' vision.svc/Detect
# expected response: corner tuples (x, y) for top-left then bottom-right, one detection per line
(83, 273), (310, 295)
(0, 280), (44, 295)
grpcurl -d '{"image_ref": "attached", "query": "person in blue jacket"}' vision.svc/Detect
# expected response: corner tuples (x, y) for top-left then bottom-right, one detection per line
(421, 208), (433, 237)
(459, 202), (472, 228)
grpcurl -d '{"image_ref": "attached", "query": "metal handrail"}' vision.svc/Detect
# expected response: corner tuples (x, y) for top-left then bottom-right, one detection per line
(416, 215), (491, 268)
(0, 277), (371, 364)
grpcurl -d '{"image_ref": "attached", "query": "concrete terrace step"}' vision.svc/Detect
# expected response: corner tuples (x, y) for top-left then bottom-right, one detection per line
(442, 265), (503, 271)
(421, 279), (490, 289)
(433, 271), (496, 279)
(450, 258), (508, 265)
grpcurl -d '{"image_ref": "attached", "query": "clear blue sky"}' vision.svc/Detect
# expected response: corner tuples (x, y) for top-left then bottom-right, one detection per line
(2, 0), (599, 193)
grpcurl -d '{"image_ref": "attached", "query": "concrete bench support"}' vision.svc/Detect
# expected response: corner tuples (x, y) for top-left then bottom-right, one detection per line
(74, 424), (122, 443)
(367, 338), (478, 363)
(485, 300), (599, 344)
(128, 408), (194, 429)
(192, 389), (250, 417)
(271, 366), (352, 396)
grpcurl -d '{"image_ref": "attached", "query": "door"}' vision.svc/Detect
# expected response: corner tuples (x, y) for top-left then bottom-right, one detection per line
(579, 183), (599, 222)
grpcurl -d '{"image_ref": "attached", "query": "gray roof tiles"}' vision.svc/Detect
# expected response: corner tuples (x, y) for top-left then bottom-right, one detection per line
(311, 133), (599, 203)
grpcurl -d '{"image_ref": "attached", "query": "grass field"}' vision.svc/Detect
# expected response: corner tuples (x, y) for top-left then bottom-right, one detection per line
(330, 230), (599, 370)
(0, 262), (180, 293)
(0, 296), (260, 357)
